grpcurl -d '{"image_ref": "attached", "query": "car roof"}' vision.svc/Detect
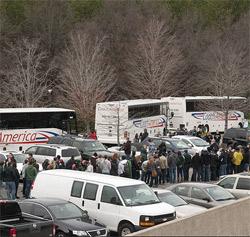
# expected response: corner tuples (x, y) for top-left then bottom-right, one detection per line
(41, 169), (144, 187)
(153, 188), (172, 194)
(27, 144), (78, 150)
(221, 173), (250, 178)
(0, 151), (23, 155)
(172, 135), (202, 139)
(57, 135), (97, 142)
(21, 197), (69, 206)
(169, 182), (219, 189)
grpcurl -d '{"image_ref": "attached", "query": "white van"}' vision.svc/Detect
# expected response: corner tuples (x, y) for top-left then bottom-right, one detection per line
(31, 170), (176, 236)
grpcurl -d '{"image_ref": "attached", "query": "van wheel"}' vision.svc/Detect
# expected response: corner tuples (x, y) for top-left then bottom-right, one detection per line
(118, 222), (135, 236)
(56, 232), (66, 237)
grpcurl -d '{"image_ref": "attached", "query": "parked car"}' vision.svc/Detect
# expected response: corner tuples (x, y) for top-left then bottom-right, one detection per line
(108, 145), (140, 157)
(25, 144), (81, 165)
(217, 173), (250, 198)
(171, 135), (210, 155)
(168, 183), (236, 209)
(48, 135), (113, 159)
(223, 128), (250, 146)
(0, 200), (53, 237)
(0, 151), (27, 177)
(31, 169), (176, 236)
(145, 137), (193, 155)
(19, 198), (108, 237)
(153, 189), (207, 218)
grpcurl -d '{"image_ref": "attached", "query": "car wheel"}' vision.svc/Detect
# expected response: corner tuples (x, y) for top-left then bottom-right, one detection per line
(118, 222), (135, 237)
(56, 231), (66, 237)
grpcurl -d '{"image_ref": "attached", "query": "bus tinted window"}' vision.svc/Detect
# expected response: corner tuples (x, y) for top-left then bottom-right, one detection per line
(128, 104), (161, 120)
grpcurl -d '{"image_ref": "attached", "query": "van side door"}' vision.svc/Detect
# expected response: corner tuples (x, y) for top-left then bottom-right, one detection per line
(97, 185), (122, 232)
(82, 182), (99, 220)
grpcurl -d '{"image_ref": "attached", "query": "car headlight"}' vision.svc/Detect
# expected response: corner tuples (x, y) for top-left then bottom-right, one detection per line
(139, 215), (155, 227)
(72, 230), (88, 236)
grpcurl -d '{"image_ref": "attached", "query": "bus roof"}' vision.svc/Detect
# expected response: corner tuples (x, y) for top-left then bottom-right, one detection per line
(97, 99), (164, 106)
(162, 96), (246, 101)
(0, 108), (75, 114)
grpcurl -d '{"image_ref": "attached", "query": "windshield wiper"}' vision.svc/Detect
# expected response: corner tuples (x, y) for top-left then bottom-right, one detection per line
(216, 197), (235, 201)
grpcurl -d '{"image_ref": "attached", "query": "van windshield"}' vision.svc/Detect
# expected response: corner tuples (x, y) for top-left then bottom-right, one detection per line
(117, 184), (160, 206)
(82, 141), (107, 152)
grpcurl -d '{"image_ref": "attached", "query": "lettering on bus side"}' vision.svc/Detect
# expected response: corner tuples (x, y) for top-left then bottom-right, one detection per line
(0, 131), (37, 144)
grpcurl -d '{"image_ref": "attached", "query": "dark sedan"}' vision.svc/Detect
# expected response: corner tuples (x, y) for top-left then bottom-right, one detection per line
(19, 198), (108, 237)
(167, 183), (236, 209)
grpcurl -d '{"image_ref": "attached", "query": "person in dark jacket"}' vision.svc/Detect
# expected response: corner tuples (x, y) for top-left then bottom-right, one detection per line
(214, 130), (221, 145)
(210, 148), (219, 181)
(219, 148), (228, 176)
(141, 129), (149, 142)
(191, 152), (202, 182)
(3, 162), (17, 200)
(242, 146), (250, 172)
(201, 148), (211, 182)
(110, 153), (119, 176)
(183, 150), (192, 181)
(131, 155), (141, 180)
(13, 163), (20, 199)
(168, 151), (177, 183)
(176, 151), (184, 182)
(25, 160), (38, 198)
(66, 156), (75, 169)
(123, 138), (132, 159)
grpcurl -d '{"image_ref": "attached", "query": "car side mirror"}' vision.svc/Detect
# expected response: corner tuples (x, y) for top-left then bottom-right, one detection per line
(202, 198), (210, 202)
(188, 144), (193, 148)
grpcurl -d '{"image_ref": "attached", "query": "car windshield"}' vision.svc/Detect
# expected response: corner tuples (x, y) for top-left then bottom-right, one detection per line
(49, 203), (84, 220)
(82, 141), (107, 152)
(158, 192), (187, 207)
(118, 184), (160, 206)
(170, 140), (190, 149)
(205, 186), (235, 201)
(190, 138), (209, 147)
(12, 154), (27, 163)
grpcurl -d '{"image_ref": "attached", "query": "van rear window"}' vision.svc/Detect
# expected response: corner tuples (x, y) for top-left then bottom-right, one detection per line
(83, 183), (98, 200)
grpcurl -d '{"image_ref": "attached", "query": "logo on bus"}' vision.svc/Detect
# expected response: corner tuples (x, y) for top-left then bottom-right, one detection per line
(133, 117), (166, 128)
(0, 131), (59, 144)
(191, 112), (241, 121)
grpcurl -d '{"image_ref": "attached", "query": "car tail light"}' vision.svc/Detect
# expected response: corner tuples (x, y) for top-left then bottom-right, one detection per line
(9, 228), (16, 237)
(52, 224), (58, 236)
(31, 181), (35, 189)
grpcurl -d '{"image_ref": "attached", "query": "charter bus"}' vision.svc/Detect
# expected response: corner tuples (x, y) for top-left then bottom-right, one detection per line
(0, 108), (77, 151)
(161, 96), (246, 133)
(95, 99), (169, 145)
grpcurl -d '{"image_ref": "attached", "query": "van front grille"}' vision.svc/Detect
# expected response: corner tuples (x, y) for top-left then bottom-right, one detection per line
(87, 229), (107, 237)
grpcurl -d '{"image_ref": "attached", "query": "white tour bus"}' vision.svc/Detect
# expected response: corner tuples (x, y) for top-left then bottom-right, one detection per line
(31, 169), (176, 235)
(95, 99), (169, 145)
(161, 96), (246, 133)
(0, 108), (77, 151)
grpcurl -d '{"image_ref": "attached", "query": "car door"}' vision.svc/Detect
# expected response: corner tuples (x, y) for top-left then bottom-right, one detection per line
(190, 187), (213, 208)
(97, 185), (121, 231)
(234, 177), (250, 198)
(173, 185), (191, 203)
(217, 177), (237, 195)
(82, 182), (99, 221)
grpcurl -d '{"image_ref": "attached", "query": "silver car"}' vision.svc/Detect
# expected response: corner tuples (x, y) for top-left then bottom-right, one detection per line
(217, 173), (250, 198)
(168, 183), (236, 209)
(153, 189), (207, 218)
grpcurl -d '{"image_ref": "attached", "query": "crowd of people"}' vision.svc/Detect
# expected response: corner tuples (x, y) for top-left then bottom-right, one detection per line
(0, 127), (249, 200)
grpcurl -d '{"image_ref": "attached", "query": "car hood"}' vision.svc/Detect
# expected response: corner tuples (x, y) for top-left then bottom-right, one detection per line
(175, 204), (206, 218)
(57, 218), (105, 231)
(130, 202), (175, 216)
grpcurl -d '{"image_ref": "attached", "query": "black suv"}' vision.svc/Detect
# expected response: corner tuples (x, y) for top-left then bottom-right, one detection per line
(223, 128), (250, 146)
(48, 135), (113, 159)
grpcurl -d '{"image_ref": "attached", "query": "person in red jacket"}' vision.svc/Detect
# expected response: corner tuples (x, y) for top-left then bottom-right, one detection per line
(88, 130), (97, 140)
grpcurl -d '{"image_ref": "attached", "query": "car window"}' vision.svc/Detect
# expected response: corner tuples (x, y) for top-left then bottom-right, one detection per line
(19, 203), (33, 214)
(236, 178), (250, 190)
(174, 186), (190, 197)
(83, 183), (98, 200)
(101, 186), (122, 205)
(191, 187), (208, 200)
(218, 177), (236, 189)
(25, 146), (37, 154)
(33, 204), (51, 219)
(0, 154), (5, 162)
(71, 181), (84, 198)
(62, 148), (80, 157)
(36, 147), (56, 156)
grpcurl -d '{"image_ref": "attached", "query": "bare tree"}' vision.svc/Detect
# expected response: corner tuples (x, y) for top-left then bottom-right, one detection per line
(57, 29), (117, 130)
(197, 13), (250, 130)
(126, 17), (184, 99)
(0, 38), (53, 107)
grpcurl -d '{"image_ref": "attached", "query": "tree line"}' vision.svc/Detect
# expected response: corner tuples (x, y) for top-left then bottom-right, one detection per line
(0, 0), (249, 130)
